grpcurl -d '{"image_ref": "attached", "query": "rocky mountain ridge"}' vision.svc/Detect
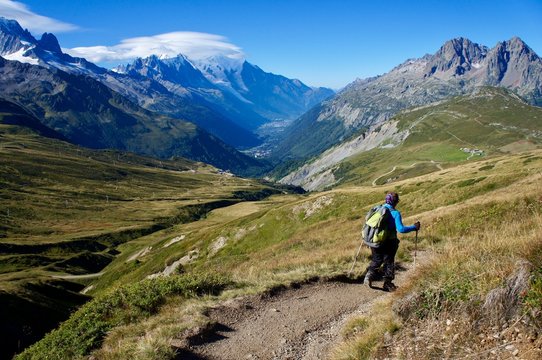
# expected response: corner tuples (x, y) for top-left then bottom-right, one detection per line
(274, 37), (542, 166)
(0, 17), (263, 148)
(115, 54), (334, 129)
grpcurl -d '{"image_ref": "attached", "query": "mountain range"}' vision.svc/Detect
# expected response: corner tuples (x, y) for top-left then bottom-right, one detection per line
(273, 36), (542, 174)
(2, 15), (542, 183)
(0, 17), (333, 152)
(115, 54), (334, 129)
(3, 14), (542, 360)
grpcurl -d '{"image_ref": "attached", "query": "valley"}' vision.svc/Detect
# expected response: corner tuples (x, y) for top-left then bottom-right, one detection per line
(0, 123), (299, 358)
(1, 14), (542, 359)
(10, 143), (542, 359)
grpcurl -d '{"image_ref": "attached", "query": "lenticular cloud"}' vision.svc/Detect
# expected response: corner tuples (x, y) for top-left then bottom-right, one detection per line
(65, 31), (245, 63)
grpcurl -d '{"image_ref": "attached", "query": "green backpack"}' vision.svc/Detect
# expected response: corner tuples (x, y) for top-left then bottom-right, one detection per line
(362, 205), (392, 248)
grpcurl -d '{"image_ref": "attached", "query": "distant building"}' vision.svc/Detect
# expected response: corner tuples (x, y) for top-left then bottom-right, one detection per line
(460, 147), (484, 156)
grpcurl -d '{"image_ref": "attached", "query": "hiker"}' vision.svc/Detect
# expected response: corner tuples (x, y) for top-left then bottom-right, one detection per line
(365, 192), (420, 292)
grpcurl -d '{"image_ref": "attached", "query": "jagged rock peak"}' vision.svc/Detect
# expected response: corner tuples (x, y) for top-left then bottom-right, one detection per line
(0, 17), (33, 39)
(483, 36), (542, 88)
(506, 36), (529, 49)
(121, 53), (191, 70)
(161, 54), (193, 67)
(425, 37), (488, 77)
(0, 17), (36, 54)
(38, 33), (62, 54)
(493, 36), (536, 59)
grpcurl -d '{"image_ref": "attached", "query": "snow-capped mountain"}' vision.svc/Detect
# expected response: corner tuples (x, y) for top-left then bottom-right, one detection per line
(114, 54), (213, 91)
(191, 54), (246, 90)
(0, 55), (266, 175)
(0, 17), (105, 75)
(0, 17), (334, 149)
(0, 17), (37, 63)
(115, 54), (335, 127)
(0, 17), (263, 148)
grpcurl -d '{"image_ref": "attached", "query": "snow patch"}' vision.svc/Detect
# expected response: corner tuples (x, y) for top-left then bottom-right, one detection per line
(191, 55), (250, 99)
(3, 48), (39, 65)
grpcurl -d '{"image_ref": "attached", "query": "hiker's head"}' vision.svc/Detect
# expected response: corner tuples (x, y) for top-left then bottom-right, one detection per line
(385, 192), (400, 207)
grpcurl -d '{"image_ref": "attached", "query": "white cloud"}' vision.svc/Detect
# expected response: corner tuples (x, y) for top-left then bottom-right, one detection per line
(0, 0), (78, 33)
(64, 31), (245, 64)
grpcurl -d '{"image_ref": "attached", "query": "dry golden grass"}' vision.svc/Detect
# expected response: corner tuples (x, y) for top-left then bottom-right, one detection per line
(82, 150), (542, 360)
(331, 165), (542, 359)
(332, 298), (400, 360)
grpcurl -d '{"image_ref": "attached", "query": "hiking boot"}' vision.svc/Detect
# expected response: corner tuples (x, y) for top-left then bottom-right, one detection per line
(383, 281), (397, 292)
(365, 271), (375, 288)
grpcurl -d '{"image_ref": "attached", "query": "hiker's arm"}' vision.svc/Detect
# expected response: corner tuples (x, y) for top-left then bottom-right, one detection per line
(392, 211), (417, 233)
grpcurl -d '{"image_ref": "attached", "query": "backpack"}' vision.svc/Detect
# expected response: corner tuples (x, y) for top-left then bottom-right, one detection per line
(362, 205), (392, 248)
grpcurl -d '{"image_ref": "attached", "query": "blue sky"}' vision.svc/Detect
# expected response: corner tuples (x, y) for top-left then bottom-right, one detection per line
(1, 0), (541, 88)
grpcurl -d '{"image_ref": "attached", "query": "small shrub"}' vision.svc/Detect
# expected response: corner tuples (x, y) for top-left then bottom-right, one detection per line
(342, 317), (369, 339)
(523, 268), (542, 312)
(523, 156), (541, 164)
(455, 177), (486, 188)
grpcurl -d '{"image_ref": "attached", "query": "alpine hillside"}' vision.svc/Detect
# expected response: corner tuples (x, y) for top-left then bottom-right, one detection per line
(273, 37), (542, 171)
(280, 87), (542, 190)
(11, 127), (542, 359)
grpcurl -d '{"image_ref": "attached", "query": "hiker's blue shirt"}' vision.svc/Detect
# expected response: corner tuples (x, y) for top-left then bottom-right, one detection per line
(383, 203), (417, 234)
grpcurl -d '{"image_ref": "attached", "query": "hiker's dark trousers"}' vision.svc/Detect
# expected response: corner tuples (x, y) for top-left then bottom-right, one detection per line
(366, 238), (399, 281)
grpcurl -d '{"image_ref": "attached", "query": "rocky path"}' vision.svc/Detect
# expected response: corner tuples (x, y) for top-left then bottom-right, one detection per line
(181, 259), (422, 360)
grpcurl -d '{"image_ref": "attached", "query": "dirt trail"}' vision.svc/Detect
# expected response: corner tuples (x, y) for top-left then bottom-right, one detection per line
(182, 257), (425, 360)
(372, 166), (397, 186)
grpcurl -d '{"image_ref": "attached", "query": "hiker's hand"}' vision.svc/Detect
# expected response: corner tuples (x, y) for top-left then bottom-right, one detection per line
(415, 221), (421, 230)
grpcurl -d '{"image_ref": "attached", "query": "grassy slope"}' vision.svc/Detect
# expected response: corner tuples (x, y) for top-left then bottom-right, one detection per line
(17, 146), (542, 359)
(0, 124), (282, 358)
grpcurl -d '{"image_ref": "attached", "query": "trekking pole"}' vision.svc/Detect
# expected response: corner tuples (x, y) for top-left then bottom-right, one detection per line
(348, 238), (365, 277)
(414, 230), (418, 268)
